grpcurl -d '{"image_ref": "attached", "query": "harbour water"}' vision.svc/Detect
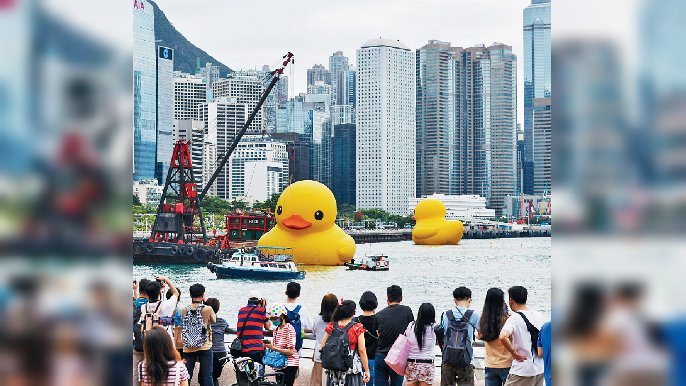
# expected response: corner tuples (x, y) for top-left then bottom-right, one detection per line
(133, 237), (551, 326)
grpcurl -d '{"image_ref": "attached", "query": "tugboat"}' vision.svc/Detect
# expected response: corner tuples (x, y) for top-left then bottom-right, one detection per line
(133, 52), (294, 265)
(207, 246), (305, 280)
(344, 255), (390, 271)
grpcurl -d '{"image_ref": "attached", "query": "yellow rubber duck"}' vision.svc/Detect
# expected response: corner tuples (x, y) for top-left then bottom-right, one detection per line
(412, 198), (464, 245)
(257, 180), (356, 265)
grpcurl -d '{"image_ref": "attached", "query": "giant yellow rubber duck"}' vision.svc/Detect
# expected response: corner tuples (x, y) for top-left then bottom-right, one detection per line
(257, 180), (356, 265)
(412, 198), (464, 245)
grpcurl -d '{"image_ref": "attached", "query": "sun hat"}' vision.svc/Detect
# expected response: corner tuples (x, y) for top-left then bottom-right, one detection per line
(267, 303), (287, 318)
(248, 290), (262, 300)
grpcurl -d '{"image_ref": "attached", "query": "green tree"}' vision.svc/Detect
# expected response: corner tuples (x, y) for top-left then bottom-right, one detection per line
(133, 194), (141, 206)
(252, 193), (281, 212)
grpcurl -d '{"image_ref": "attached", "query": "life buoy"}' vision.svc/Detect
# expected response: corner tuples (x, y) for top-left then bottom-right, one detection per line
(170, 245), (179, 254)
(196, 248), (206, 260)
(185, 246), (195, 256)
(144, 244), (154, 254)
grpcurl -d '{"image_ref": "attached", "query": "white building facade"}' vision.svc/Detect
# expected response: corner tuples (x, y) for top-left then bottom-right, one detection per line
(228, 136), (289, 201)
(408, 194), (496, 220)
(173, 72), (207, 121)
(212, 72), (265, 133)
(356, 38), (416, 215)
(133, 179), (164, 205)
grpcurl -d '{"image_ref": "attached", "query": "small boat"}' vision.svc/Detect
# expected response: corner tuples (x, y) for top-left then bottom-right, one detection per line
(207, 246), (305, 280)
(344, 255), (390, 271)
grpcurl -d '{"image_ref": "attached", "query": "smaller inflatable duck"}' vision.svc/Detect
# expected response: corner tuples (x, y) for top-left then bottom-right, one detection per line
(412, 198), (464, 245)
(257, 180), (356, 265)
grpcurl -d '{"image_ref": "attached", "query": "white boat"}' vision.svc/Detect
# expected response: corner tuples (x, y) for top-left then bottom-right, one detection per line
(345, 255), (390, 271)
(207, 246), (305, 280)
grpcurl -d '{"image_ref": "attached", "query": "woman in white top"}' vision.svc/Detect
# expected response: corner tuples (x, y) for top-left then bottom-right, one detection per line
(405, 303), (437, 386)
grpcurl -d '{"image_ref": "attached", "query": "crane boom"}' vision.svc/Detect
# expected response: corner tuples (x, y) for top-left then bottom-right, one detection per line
(199, 52), (293, 201)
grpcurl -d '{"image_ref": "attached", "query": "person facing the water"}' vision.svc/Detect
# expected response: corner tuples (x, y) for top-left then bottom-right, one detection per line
(405, 303), (437, 386)
(499, 286), (546, 386)
(478, 288), (513, 386)
(375, 285), (415, 386)
(205, 297), (231, 386)
(236, 290), (271, 364)
(312, 293), (339, 386)
(321, 300), (370, 386)
(357, 291), (379, 386)
(439, 286), (480, 386)
(265, 303), (300, 386)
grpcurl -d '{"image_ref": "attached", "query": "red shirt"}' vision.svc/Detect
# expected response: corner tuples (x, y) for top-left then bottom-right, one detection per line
(325, 322), (366, 352)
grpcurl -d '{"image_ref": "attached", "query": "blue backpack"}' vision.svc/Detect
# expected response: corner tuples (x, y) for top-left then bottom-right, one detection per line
(286, 305), (303, 350)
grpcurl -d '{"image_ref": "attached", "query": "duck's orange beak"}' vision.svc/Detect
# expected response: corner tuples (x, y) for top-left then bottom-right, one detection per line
(282, 215), (312, 230)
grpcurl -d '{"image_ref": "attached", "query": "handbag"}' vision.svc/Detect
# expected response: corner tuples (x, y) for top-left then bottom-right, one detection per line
(173, 326), (183, 349)
(263, 348), (288, 369)
(384, 325), (410, 376)
(231, 306), (257, 357)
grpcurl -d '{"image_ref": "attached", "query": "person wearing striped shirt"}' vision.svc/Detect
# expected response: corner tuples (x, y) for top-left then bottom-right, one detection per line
(265, 303), (300, 386)
(236, 290), (271, 364)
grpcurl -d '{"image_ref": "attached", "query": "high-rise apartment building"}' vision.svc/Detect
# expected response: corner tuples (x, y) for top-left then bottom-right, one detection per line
(523, 0), (551, 194)
(329, 51), (349, 105)
(332, 124), (356, 207)
(416, 40), (459, 197)
(356, 38), (416, 215)
(198, 98), (249, 199)
(228, 136), (289, 201)
(174, 73), (207, 120)
(342, 69), (357, 107)
(307, 81), (333, 96)
(307, 64), (331, 87)
(199, 62), (220, 89)
(172, 119), (205, 186)
(212, 72), (265, 133)
(156, 46), (174, 183)
(304, 93), (332, 188)
(533, 98), (551, 195)
(276, 99), (306, 134)
(260, 66), (288, 133)
(133, 0), (156, 181)
(272, 132), (312, 183)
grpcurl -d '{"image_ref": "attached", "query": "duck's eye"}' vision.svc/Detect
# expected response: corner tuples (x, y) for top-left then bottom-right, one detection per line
(314, 210), (324, 220)
(277, 206), (283, 215)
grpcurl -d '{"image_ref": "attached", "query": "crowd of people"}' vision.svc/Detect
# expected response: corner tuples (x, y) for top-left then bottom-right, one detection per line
(132, 278), (551, 386)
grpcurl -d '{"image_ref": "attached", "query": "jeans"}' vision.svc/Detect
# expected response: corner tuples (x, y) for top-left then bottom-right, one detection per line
(441, 363), (475, 386)
(374, 353), (403, 386)
(485, 368), (510, 386)
(366, 358), (375, 386)
(186, 349), (214, 386)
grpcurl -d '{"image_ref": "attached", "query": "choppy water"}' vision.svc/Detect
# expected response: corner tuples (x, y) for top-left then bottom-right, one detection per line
(134, 238), (550, 326)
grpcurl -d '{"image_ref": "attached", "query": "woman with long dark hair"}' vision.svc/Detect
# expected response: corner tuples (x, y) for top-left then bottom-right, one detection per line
(405, 303), (436, 386)
(321, 300), (370, 386)
(138, 326), (189, 386)
(311, 294), (339, 386)
(478, 288), (512, 386)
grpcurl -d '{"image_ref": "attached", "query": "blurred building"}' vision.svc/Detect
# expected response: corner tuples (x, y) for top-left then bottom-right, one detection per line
(228, 136), (289, 201)
(133, 0), (157, 181)
(307, 64), (331, 87)
(332, 124), (356, 207)
(357, 38), (416, 215)
(133, 179), (164, 204)
(523, 0), (551, 194)
(304, 93), (332, 188)
(416, 40), (459, 197)
(407, 194), (496, 220)
(173, 72), (207, 120)
(155, 46), (174, 184)
(533, 98), (552, 194)
(198, 98), (249, 199)
(329, 51), (349, 105)
(504, 194), (551, 218)
(272, 132), (312, 183)
(212, 72), (265, 133)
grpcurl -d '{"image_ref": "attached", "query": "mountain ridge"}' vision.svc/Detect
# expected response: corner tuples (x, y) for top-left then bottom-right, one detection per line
(149, 0), (232, 77)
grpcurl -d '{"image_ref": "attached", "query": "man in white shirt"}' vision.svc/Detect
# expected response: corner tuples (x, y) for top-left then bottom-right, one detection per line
(499, 286), (547, 386)
(139, 276), (179, 335)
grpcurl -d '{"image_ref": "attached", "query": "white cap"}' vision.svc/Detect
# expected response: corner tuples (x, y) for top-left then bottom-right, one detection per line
(248, 290), (262, 300)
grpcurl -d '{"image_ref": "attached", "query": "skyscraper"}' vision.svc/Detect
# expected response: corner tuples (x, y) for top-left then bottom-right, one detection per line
(332, 124), (356, 207)
(416, 40), (459, 197)
(523, 0), (551, 194)
(156, 46), (174, 184)
(329, 51), (349, 105)
(307, 64), (331, 87)
(199, 62), (220, 89)
(133, 0), (156, 181)
(173, 73), (207, 121)
(457, 44), (518, 215)
(533, 98), (551, 195)
(304, 93), (332, 188)
(357, 38), (416, 215)
(228, 136), (289, 201)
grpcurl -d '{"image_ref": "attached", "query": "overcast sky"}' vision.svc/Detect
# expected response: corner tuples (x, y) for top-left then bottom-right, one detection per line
(158, 0), (533, 124)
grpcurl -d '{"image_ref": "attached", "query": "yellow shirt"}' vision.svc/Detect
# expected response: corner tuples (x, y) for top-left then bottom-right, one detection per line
(484, 337), (513, 368)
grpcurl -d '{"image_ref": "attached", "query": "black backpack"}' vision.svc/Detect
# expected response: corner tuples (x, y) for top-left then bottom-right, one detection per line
(441, 309), (475, 368)
(321, 321), (354, 372)
(516, 311), (540, 361)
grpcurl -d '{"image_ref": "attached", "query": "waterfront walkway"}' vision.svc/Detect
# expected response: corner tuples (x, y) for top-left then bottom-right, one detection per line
(189, 330), (487, 386)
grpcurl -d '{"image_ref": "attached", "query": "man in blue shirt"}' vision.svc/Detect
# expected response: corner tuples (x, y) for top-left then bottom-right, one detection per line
(537, 321), (552, 386)
(439, 286), (481, 386)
